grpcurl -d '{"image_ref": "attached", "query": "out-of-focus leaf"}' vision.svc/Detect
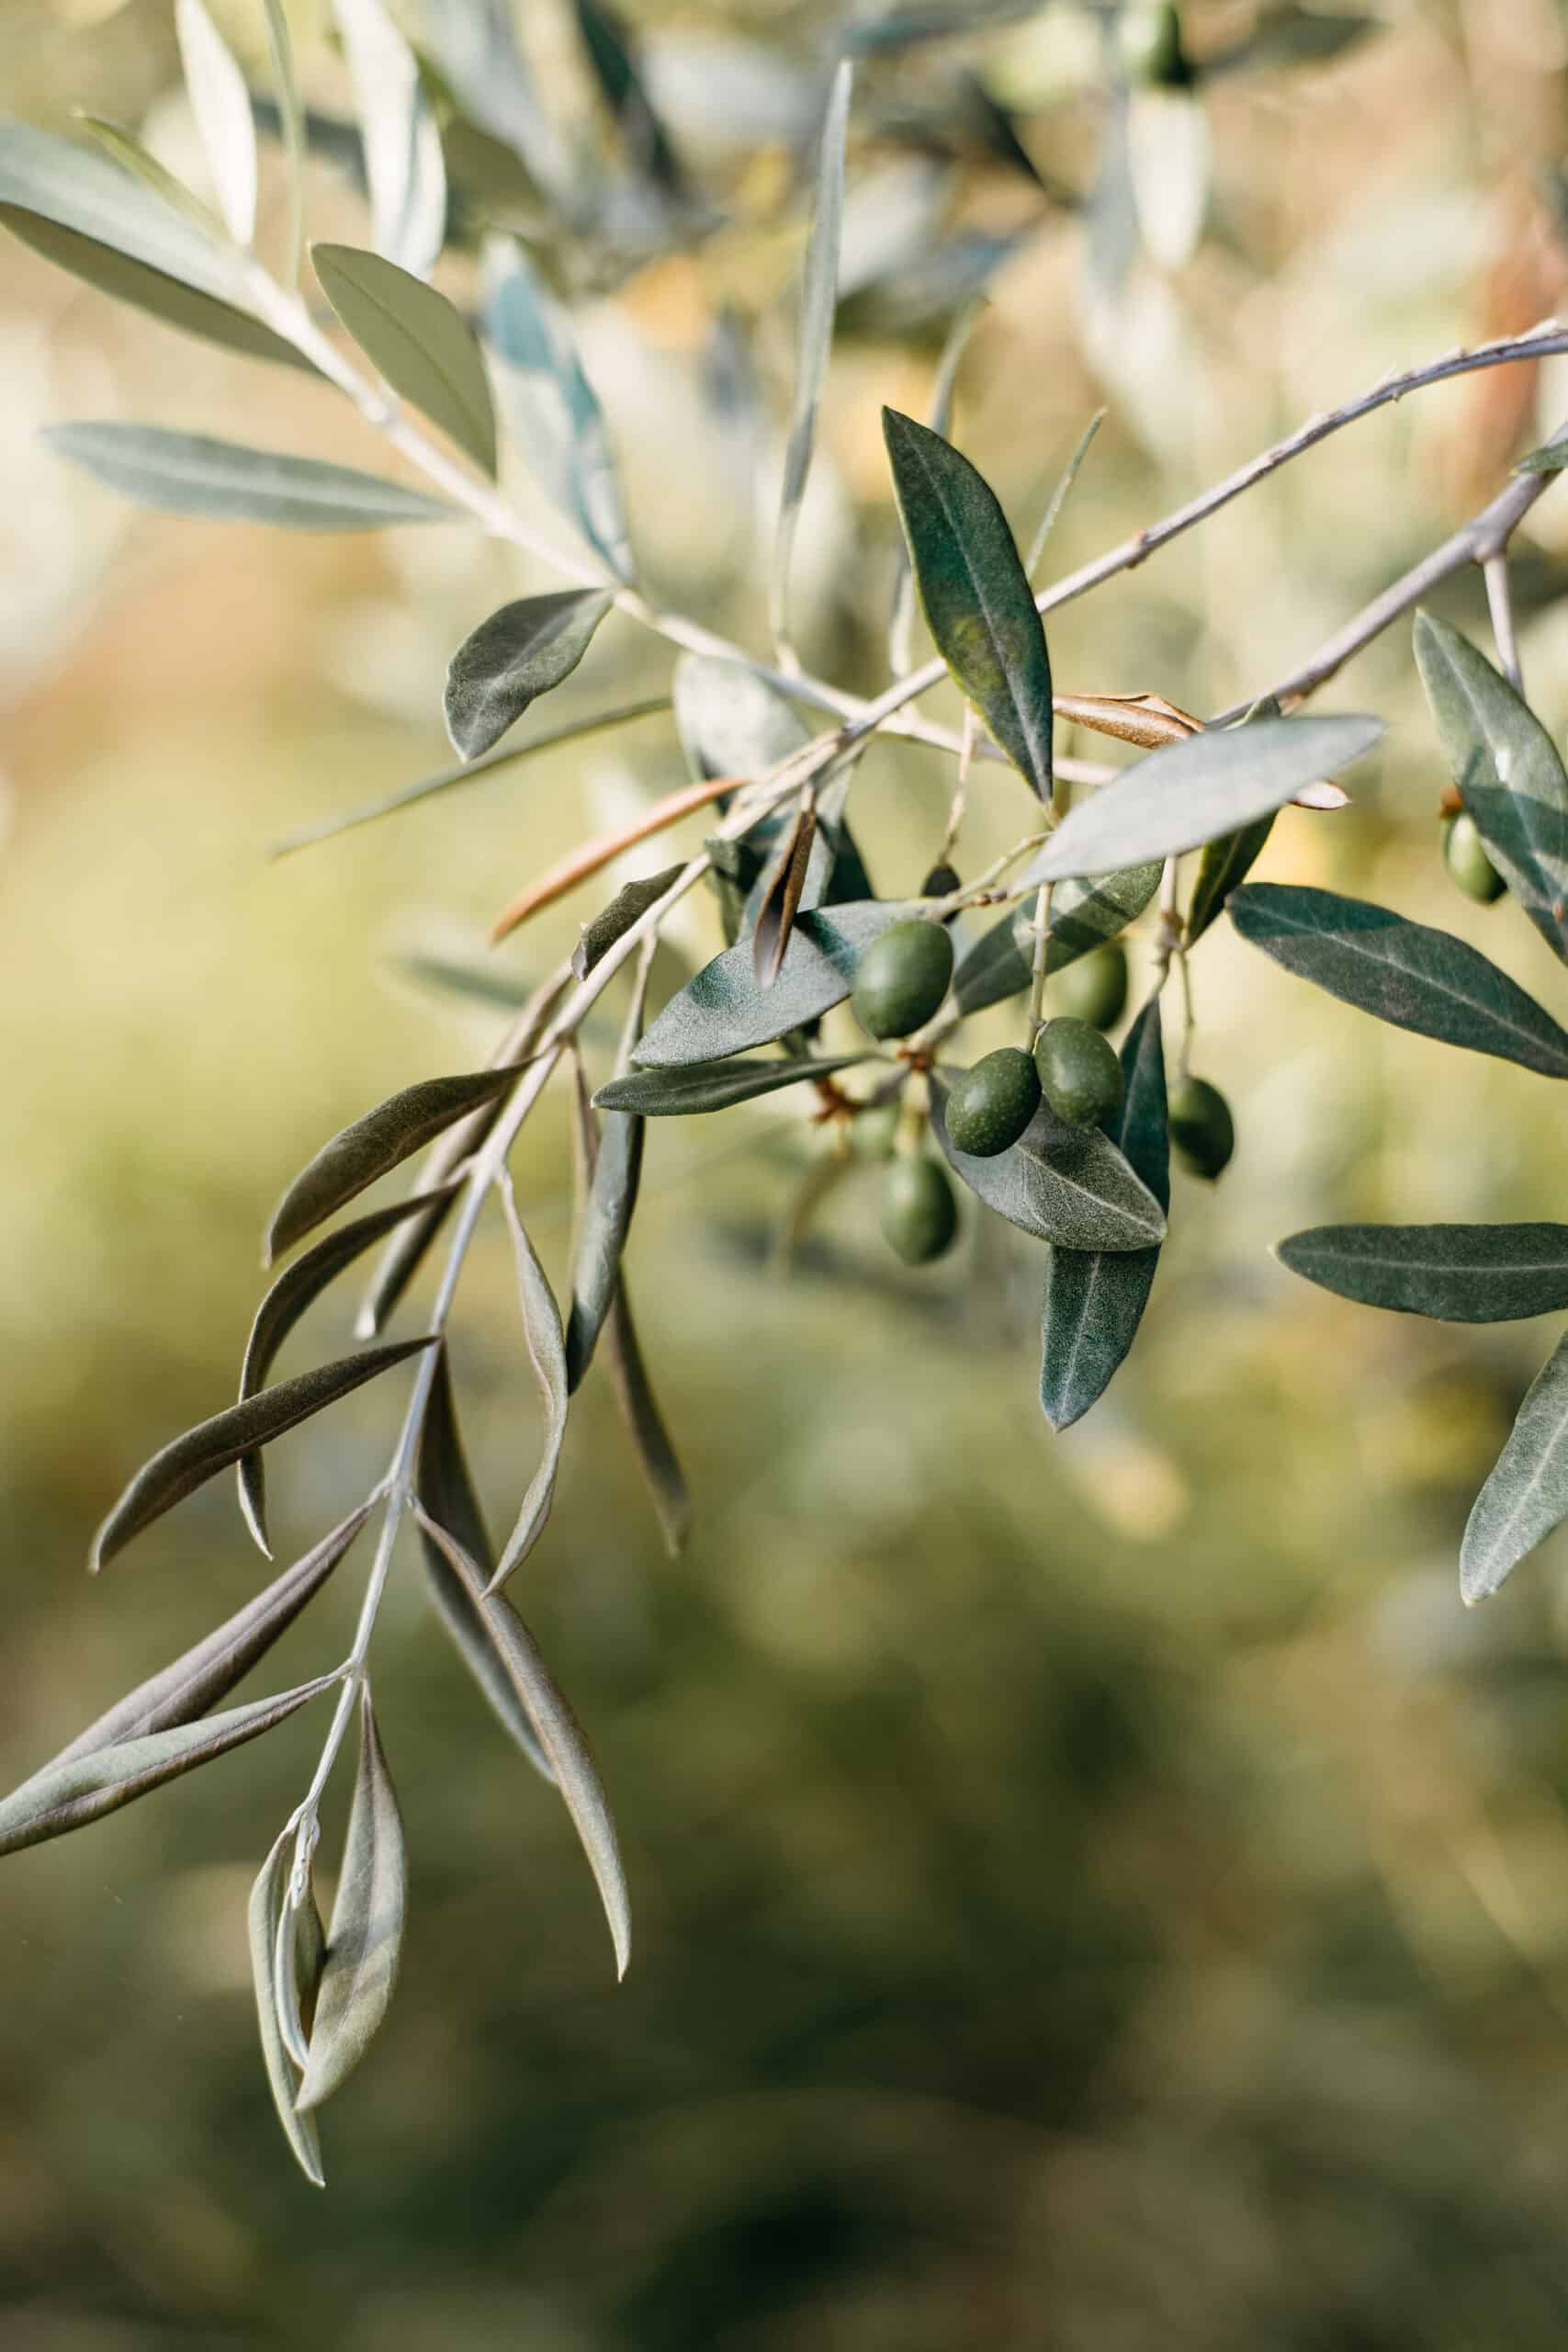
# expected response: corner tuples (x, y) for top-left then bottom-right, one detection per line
(297, 1692), (407, 2109)
(1516, 435), (1568, 474)
(1205, 6), (1378, 76)
(421, 0), (571, 209)
(0, 208), (307, 367)
(259, 0), (306, 277)
(238, 1187), (460, 1552)
(564, 1096), (645, 1393)
(0, 1681), (331, 1860)
(953, 865), (1160, 1016)
(772, 58), (852, 657)
(1039, 995), (1168, 1430)
(1030, 716), (1382, 881)
(1278, 1223), (1568, 1323)
(604, 1287), (690, 1555)
(392, 955), (534, 1012)
(1463, 1331), (1568, 1602)
(930, 1078), (1167, 1251)
(1229, 884), (1568, 1079)
(751, 797), (818, 986)
(595, 1052), (866, 1117)
(90, 1341), (435, 1572)
(1185, 696), (1284, 944)
(1083, 91), (1137, 311)
(1415, 611), (1568, 967)
(175, 0), (258, 243)
(840, 230), (1021, 343)
(444, 590), (613, 760)
(332, 0), (446, 277)
(634, 899), (920, 1065)
(266, 1067), (521, 1261)
(889, 294), (987, 673)
(1025, 409), (1104, 582)
(250, 1834), (326, 2186)
(674, 654), (811, 784)
(43, 424), (457, 529)
(484, 243), (635, 582)
(75, 117), (222, 234)
(490, 1171), (570, 1588)
(1125, 87), (1207, 270)
(884, 408), (1054, 798)
(575, 0), (687, 196)
(574, 865), (687, 981)
(844, 0), (1041, 51)
(313, 242), (497, 476)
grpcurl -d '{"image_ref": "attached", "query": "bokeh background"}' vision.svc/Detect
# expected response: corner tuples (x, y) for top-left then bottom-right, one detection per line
(9, 1), (1568, 2343)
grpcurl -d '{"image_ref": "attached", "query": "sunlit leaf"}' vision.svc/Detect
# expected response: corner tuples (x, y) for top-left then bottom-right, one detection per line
(75, 116), (222, 234)
(249, 1834), (326, 2186)
(1462, 1331), (1568, 1603)
(332, 0), (446, 277)
(634, 899), (920, 1066)
(43, 424), (457, 529)
(953, 865), (1160, 1016)
(0, 117), (269, 305)
(266, 1067), (521, 1261)
(313, 242), (497, 477)
(1278, 1223), (1568, 1323)
(595, 1052), (866, 1117)
(175, 0), (258, 243)
(298, 1691), (408, 2109)
(490, 1171), (570, 1588)
(930, 1077), (1166, 1251)
(772, 58), (852, 657)
(444, 590), (613, 760)
(673, 653), (809, 783)
(1, 208), (308, 368)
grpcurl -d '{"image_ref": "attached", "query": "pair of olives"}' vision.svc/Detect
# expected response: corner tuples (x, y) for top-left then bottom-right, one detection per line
(1443, 812), (1506, 905)
(944, 1019), (1124, 1158)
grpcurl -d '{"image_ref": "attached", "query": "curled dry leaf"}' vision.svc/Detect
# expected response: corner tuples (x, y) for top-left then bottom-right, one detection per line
(297, 1690), (408, 2110)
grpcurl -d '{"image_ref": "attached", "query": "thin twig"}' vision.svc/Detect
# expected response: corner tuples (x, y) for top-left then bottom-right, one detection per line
(1484, 551), (1524, 694)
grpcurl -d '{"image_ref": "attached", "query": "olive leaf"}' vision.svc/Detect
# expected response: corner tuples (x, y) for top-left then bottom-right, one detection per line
(844, 0), (1041, 50)
(1462, 1330), (1568, 1604)
(634, 900), (921, 1067)
(1205, 6), (1379, 75)
(266, 1066), (522, 1262)
(313, 243), (498, 478)
(1277, 1224), (1568, 1323)
(43, 424), (457, 530)
(1040, 995), (1168, 1430)
(74, 117), (223, 234)
(90, 1340), (436, 1572)
(0, 1680), (332, 1860)
(444, 591), (614, 761)
(564, 1093), (645, 1393)
(575, 865), (688, 981)
(2, 208), (310, 366)
(772, 58), (852, 656)
(751, 796), (818, 987)
(392, 956), (535, 1013)
(1025, 410), (1105, 582)
(249, 1834), (326, 2187)
(1029, 715), (1382, 882)
(884, 408), (1055, 799)
(332, 0), (445, 277)
(490, 1170), (570, 1589)
(259, 0), (306, 279)
(238, 1185), (460, 1553)
(1229, 883), (1568, 1079)
(929, 1078), (1167, 1251)
(1184, 695), (1283, 945)
(175, 0), (258, 244)
(575, 0), (687, 197)
(594, 1052), (867, 1117)
(297, 1690), (407, 2111)
(953, 865), (1160, 1016)
(274, 1859), (326, 2073)
(888, 294), (987, 673)
(673, 653), (809, 784)
(1414, 610), (1568, 967)
(1515, 436), (1568, 475)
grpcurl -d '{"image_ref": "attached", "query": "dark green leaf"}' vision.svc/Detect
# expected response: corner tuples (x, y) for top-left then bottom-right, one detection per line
(1229, 883), (1568, 1078)
(929, 1077), (1167, 1251)
(444, 590), (613, 760)
(604, 1285), (690, 1556)
(491, 1170), (570, 1587)
(313, 242), (498, 477)
(888, 294), (987, 673)
(953, 864), (1160, 1016)
(266, 1066), (521, 1261)
(575, 865), (688, 983)
(594, 1052), (867, 1117)
(564, 1100), (645, 1393)
(1515, 436), (1568, 475)
(90, 1340), (435, 1572)
(249, 1834), (326, 2187)
(484, 245), (634, 581)
(575, 0), (687, 195)
(1, 208), (310, 367)
(1463, 1330), (1568, 1602)
(44, 424), (457, 529)
(175, 0), (258, 243)
(634, 899), (921, 1067)
(1040, 995), (1168, 1430)
(1277, 1223), (1568, 1323)
(772, 58), (852, 654)
(297, 1690), (407, 2110)
(884, 407), (1054, 799)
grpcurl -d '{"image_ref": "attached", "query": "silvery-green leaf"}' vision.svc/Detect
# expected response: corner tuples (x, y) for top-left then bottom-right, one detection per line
(484, 243), (635, 582)
(1125, 87), (1208, 270)
(1277, 1223), (1568, 1323)
(635, 899), (920, 1066)
(673, 653), (809, 782)
(1229, 883), (1568, 1079)
(415, 1346), (552, 1780)
(393, 955), (534, 1012)
(444, 590), (613, 760)
(771, 57), (852, 657)
(74, 117), (222, 235)
(1030, 715), (1382, 882)
(313, 241), (497, 477)
(930, 1079), (1166, 1251)
(1040, 995), (1168, 1430)
(249, 1834), (326, 2186)
(1025, 409), (1105, 582)
(1414, 610), (1568, 967)
(175, 0), (258, 243)
(90, 1340), (435, 1572)
(274, 1857), (326, 2072)
(1184, 697), (1284, 945)
(0, 1680), (331, 1860)
(260, 0), (306, 278)
(0, 207), (308, 368)
(574, 865), (687, 982)
(604, 1287), (689, 1555)
(297, 1691), (407, 2109)
(490, 1171), (570, 1588)
(414, 1510), (630, 1977)
(1515, 436), (1568, 475)
(953, 865), (1160, 1017)
(266, 1067), (521, 1261)
(1083, 89), (1137, 310)
(564, 1100), (645, 1394)
(332, 0), (446, 277)
(595, 1052), (866, 1117)
(421, 0), (572, 209)
(889, 294), (987, 673)
(884, 407), (1054, 799)
(44, 424), (457, 530)
(575, 0), (687, 196)
(238, 1187), (459, 1552)
(1462, 1330), (1568, 1603)
(0, 117), (266, 306)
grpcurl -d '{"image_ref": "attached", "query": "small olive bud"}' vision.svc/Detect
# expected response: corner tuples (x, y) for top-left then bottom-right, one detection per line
(1051, 942), (1129, 1033)
(852, 921), (954, 1041)
(1443, 812), (1506, 904)
(1034, 1017), (1125, 1129)
(1168, 1074), (1235, 1180)
(882, 1153), (958, 1265)
(943, 1048), (1042, 1158)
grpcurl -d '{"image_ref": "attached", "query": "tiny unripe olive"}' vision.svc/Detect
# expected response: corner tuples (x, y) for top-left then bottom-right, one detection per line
(1443, 812), (1506, 904)
(1051, 942), (1129, 1033)
(852, 920), (954, 1041)
(882, 1153), (958, 1265)
(1034, 1017), (1124, 1129)
(1168, 1074), (1235, 1180)
(851, 1101), (901, 1161)
(943, 1047), (1042, 1158)
(1117, 1), (1189, 87)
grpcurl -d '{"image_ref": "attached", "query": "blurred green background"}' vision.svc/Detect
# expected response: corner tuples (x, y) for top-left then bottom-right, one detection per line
(11, 1), (1568, 2343)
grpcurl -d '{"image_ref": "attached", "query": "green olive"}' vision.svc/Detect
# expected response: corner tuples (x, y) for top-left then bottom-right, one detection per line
(882, 1153), (958, 1265)
(851, 921), (954, 1041)
(1116, 1), (1189, 87)
(1034, 1017), (1125, 1129)
(1443, 812), (1506, 904)
(943, 1047), (1042, 1158)
(850, 1101), (901, 1161)
(1051, 942), (1129, 1033)
(1168, 1074), (1235, 1180)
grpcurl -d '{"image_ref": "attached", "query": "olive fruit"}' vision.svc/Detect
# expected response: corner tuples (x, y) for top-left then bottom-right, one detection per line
(1034, 1017), (1125, 1129)
(1116, 1), (1188, 87)
(1443, 812), (1506, 904)
(1052, 941), (1129, 1033)
(850, 1101), (901, 1161)
(943, 1047), (1042, 1158)
(882, 1153), (958, 1265)
(1168, 1074), (1235, 1180)
(852, 920), (954, 1041)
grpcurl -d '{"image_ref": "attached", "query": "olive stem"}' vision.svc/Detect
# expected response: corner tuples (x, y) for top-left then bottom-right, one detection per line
(1483, 552), (1523, 695)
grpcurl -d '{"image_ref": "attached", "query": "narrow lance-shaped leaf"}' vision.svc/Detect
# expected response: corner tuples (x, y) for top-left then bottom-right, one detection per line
(332, 0), (446, 277)
(44, 424), (457, 530)
(595, 1052), (868, 1117)
(249, 1834), (326, 2187)
(274, 1854), (326, 2072)
(0, 207), (310, 368)
(297, 1690), (407, 2110)
(260, 0), (306, 280)
(673, 652), (809, 783)
(490, 1170), (570, 1589)
(0, 1679), (332, 1860)
(75, 117), (223, 235)
(445, 591), (614, 762)
(1277, 1223), (1568, 1324)
(953, 864), (1160, 1016)
(888, 294), (987, 674)
(1040, 995), (1169, 1430)
(574, 865), (687, 981)
(1184, 695), (1282, 944)
(238, 1185), (460, 1553)
(564, 1087), (646, 1393)
(1462, 1330), (1568, 1603)
(929, 1077), (1166, 1252)
(1229, 883), (1568, 1079)
(634, 899), (921, 1067)
(884, 406), (1054, 799)
(574, 0), (687, 195)
(175, 0), (258, 243)
(1029, 714), (1382, 882)
(266, 1065), (522, 1262)
(90, 1339), (436, 1572)
(772, 58), (852, 658)
(313, 242), (498, 478)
